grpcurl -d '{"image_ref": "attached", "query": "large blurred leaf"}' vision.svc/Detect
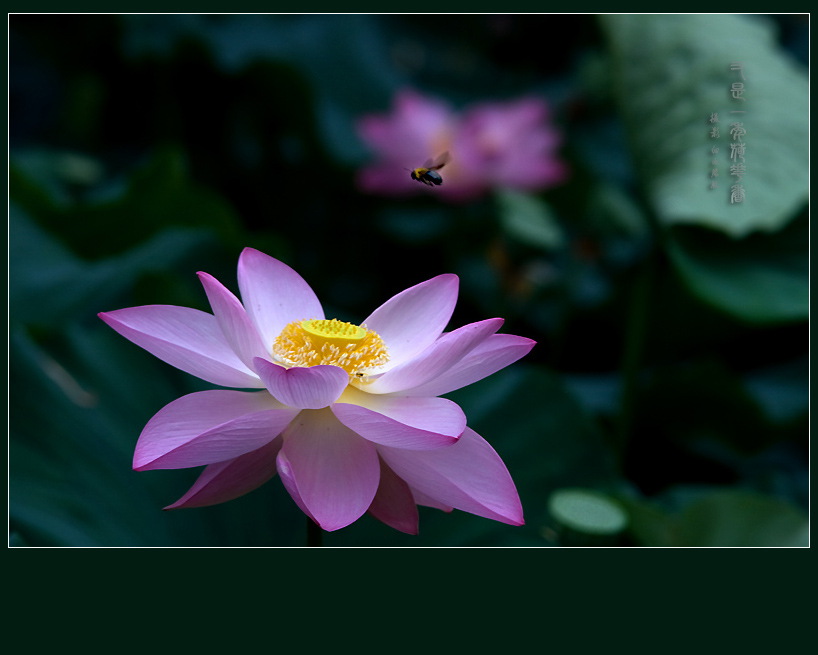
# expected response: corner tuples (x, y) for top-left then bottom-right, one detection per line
(9, 147), (246, 260)
(676, 489), (808, 546)
(10, 325), (183, 546)
(601, 15), (808, 237)
(621, 488), (808, 547)
(666, 212), (808, 324)
(9, 202), (216, 328)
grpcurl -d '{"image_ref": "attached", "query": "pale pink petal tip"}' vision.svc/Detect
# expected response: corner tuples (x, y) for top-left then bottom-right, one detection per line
(403, 333), (536, 398)
(378, 427), (524, 527)
(364, 273), (459, 367)
(366, 317), (504, 395)
(237, 248), (324, 350)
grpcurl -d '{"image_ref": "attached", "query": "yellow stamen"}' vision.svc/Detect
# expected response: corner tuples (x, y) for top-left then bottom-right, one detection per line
(272, 318), (389, 381)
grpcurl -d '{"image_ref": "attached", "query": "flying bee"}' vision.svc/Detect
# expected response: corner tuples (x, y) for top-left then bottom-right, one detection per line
(409, 151), (451, 187)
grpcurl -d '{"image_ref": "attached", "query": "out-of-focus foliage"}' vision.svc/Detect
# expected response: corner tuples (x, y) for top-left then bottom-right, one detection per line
(9, 14), (808, 547)
(601, 14), (808, 237)
(666, 214), (808, 323)
(599, 14), (809, 325)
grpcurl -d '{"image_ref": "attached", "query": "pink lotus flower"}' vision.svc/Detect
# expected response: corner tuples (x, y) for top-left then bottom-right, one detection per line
(356, 89), (569, 202)
(99, 248), (534, 534)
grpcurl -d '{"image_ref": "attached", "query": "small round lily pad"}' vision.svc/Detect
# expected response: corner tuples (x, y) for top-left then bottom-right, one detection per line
(548, 488), (628, 536)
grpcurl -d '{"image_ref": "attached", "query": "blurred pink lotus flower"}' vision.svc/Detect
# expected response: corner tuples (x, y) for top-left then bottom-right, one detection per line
(99, 248), (534, 534)
(356, 89), (569, 201)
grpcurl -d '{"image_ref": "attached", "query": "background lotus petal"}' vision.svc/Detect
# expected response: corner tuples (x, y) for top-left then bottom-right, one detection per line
(357, 89), (453, 164)
(357, 90), (568, 200)
(457, 97), (569, 190)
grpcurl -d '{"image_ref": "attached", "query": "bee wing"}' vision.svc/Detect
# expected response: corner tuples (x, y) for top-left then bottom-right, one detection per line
(427, 151), (451, 171)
